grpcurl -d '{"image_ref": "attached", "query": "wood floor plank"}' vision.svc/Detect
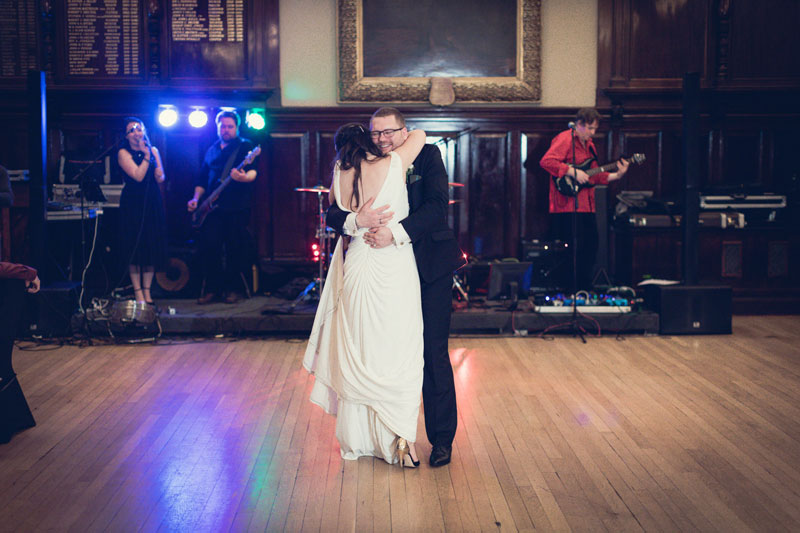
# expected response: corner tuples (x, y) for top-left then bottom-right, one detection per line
(1, 316), (800, 531)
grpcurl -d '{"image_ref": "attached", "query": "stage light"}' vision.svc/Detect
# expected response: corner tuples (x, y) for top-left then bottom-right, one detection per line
(246, 108), (266, 130)
(188, 108), (208, 128)
(157, 105), (178, 128)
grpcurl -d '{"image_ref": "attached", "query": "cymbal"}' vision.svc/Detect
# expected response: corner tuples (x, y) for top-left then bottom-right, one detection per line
(295, 185), (330, 193)
(448, 182), (465, 188)
(448, 199), (462, 205)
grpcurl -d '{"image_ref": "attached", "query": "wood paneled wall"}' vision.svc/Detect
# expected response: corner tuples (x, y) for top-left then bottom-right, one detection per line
(598, 0), (800, 96)
(258, 107), (799, 299)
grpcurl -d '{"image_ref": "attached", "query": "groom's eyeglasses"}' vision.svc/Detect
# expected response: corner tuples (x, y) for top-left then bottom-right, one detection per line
(370, 128), (402, 139)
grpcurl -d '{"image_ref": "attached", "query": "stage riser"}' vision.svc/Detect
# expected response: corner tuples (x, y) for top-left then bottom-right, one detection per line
(150, 304), (660, 336)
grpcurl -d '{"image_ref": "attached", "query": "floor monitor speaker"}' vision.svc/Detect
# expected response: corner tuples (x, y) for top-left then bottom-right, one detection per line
(647, 284), (732, 335)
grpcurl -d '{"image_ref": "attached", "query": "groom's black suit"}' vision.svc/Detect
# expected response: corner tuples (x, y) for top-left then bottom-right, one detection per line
(327, 144), (464, 449)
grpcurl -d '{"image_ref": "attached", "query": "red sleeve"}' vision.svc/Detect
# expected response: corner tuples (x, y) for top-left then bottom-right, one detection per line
(0, 262), (37, 281)
(590, 170), (610, 185)
(539, 130), (573, 178)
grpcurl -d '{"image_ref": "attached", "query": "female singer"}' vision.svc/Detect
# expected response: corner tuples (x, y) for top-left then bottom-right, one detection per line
(117, 117), (167, 304)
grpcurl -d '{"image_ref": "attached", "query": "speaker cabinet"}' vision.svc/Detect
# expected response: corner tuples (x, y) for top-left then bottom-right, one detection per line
(647, 284), (732, 335)
(25, 281), (80, 337)
(155, 246), (202, 298)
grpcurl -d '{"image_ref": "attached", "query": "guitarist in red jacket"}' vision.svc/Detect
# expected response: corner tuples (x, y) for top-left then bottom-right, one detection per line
(540, 108), (629, 291)
(187, 111), (258, 304)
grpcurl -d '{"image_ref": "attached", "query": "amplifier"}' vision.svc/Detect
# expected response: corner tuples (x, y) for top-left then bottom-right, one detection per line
(628, 214), (682, 227)
(698, 212), (745, 229)
(629, 212), (745, 229)
(700, 194), (786, 210)
(25, 281), (80, 338)
(520, 240), (568, 260)
(646, 284), (732, 334)
(519, 240), (569, 291)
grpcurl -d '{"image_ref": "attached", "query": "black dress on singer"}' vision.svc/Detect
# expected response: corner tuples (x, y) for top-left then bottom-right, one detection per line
(118, 146), (168, 271)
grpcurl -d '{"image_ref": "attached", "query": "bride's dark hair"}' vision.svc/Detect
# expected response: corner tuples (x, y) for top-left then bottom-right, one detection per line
(333, 122), (384, 209)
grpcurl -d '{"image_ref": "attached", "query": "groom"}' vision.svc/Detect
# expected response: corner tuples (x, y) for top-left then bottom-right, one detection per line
(326, 107), (464, 467)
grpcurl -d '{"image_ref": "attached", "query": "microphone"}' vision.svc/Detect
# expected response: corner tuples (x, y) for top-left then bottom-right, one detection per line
(567, 122), (576, 129)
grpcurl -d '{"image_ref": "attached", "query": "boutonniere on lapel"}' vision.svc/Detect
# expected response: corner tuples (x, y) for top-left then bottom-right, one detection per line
(406, 164), (421, 185)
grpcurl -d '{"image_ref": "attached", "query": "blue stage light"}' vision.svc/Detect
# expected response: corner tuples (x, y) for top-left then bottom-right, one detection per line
(188, 108), (208, 128)
(157, 106), (178, 128)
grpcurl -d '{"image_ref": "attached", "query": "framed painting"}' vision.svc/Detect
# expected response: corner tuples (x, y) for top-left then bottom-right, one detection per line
(338, 0), (541, 104)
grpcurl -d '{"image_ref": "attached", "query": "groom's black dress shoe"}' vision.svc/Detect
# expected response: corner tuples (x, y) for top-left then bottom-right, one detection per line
(430, 444), (452, 467)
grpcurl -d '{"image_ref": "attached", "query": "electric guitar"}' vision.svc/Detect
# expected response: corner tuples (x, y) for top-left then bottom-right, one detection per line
(191, 145), (261, 229)
(553, 153), (645, 197)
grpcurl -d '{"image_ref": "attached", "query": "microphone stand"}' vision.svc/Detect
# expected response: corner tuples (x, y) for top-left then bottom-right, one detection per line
(570, 128), (587, 341)
(69, 141), (114, 275)
(547, 125), (590, 342)
(63, 139), (115, 341)
(433, 126), (478, 146)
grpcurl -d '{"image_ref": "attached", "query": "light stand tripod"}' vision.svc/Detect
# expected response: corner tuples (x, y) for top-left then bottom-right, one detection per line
(287, 184), (330, 312)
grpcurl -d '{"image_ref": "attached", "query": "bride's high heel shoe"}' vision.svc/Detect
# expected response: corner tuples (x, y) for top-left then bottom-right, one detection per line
(396, 438), (420, 468)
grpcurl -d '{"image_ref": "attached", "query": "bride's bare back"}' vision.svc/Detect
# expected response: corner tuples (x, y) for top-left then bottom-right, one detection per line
(338, 156), (391, 211)
(330, 129), (427, 211)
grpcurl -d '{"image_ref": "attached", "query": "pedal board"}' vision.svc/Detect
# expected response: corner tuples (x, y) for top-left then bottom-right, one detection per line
(534, 305), (631, 314)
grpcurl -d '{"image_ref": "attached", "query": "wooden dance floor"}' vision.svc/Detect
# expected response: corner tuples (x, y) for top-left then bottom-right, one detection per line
(1, 316), (799, 531)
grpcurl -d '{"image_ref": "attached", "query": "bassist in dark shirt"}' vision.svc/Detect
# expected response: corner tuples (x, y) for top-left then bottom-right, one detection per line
(187, 111), (257, 304)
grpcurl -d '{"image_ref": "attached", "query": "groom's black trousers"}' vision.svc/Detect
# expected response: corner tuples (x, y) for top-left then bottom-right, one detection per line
(421, 272), (457, 447)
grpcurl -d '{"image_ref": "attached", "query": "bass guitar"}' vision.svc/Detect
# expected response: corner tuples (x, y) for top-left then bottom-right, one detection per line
(553, 153), (645, 197)
(192, 145), (261, 229)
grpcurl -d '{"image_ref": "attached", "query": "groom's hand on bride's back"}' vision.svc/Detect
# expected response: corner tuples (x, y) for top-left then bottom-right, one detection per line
(364, 226), (393, 248)
(355, 197), (394, 229)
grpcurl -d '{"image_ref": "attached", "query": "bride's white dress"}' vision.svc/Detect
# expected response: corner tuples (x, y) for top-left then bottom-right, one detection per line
(303, 151), (424, 463)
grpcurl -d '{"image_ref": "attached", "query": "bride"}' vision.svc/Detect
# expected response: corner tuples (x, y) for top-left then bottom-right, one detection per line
(303, 122), (426, 467)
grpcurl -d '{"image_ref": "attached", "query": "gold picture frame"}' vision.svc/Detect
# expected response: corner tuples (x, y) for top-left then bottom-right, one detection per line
(337, 0), (541, 104)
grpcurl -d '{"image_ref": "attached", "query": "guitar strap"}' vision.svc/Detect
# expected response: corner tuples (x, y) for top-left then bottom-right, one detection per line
(214, 143), (242, 193)
(587, 143), (599, 165)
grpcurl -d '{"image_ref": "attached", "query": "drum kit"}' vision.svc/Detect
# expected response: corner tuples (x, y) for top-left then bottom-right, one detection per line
(291, 179), (468, 306)
(290, 184), (332, 309)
